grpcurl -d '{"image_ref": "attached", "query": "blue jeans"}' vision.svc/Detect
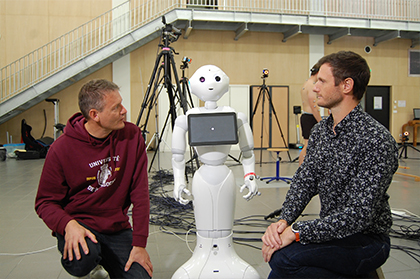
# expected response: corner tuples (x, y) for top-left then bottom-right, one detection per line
(57, 223), (150, 279)
(268, 233), (390, 278)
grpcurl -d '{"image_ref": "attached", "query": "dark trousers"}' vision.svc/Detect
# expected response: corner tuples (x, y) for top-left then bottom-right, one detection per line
(57, 223), (150, 279)
(268, 233), (390, 278)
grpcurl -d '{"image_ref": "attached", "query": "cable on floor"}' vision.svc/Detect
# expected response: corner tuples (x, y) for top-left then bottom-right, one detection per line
(0, 245), (56, 256)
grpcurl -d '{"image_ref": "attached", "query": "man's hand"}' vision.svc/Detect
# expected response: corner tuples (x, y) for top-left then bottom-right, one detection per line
(261, 222), (298, 262)
(63, 220), (98, 261)
(262, 220), (288, 249)
(124, 246), (153, 277)
(262, 242), (279, 262)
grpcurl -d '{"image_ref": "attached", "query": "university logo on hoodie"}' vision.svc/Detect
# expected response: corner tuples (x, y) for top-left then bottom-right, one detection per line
(87, 156), (120, 192)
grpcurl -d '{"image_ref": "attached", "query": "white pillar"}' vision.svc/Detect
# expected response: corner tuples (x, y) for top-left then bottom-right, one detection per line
(112, 0), (131, 122)
(113, 55), (131, 122)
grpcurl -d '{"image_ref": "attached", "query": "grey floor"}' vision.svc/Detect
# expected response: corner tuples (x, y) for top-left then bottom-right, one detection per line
(1, 147), (419, 279)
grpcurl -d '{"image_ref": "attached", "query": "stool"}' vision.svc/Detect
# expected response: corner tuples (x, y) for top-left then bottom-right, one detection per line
(362, 266), (385, 279)
(260, 148), (292, 184)
(373, 267), (385, 279)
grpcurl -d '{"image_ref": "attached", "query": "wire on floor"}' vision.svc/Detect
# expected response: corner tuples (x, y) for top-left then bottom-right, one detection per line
(0, 245), (56, 256)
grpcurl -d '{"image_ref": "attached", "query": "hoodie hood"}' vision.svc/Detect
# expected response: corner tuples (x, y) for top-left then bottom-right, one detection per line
(64, 113), (89, 142)
(65, 113), (116, 145)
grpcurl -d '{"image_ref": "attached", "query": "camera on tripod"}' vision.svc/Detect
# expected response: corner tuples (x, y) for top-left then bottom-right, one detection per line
(262, 68), (269, 78)
(402, 131), (409, 142)
(162, 16), (182, 43)
(181, 57), (192, 69)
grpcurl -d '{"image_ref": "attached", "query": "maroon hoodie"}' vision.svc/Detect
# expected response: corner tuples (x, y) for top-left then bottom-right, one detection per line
(35, 113), (149, 247)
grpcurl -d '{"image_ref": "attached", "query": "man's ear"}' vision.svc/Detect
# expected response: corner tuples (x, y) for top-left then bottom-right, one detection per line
(342, 78), (354, 94)
(88, 109), (100, 122)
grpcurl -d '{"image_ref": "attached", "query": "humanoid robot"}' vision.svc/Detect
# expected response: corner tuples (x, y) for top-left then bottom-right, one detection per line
(171, 65), (261, 279)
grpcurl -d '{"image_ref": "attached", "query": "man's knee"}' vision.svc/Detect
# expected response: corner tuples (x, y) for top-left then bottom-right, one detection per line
(269, 248), (293, 270)
(61, 239), (101, 277)
(124, 262), (151, 279)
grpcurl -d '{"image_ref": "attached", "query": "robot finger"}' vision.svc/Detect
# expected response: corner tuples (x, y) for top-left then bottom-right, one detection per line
(183, 188), (192, 196)
(242, 189), (261, 201)
(177, 188), (192, 205)
(179, 197), (190, 205)
(242, 190), (254, 201)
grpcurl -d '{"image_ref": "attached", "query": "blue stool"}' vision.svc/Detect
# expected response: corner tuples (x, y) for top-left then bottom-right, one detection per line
(261, 148), (292, 184)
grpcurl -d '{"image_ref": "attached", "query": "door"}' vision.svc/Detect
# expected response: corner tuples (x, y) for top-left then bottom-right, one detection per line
(364, 86), (390, 130)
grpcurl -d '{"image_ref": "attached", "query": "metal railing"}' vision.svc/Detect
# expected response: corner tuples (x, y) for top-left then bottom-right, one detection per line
(1, 0), (419, 104)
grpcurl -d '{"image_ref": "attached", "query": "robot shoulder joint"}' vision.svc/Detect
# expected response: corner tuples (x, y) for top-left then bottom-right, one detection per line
(175, 115), (188, 130)
(237, 112), (248, 127)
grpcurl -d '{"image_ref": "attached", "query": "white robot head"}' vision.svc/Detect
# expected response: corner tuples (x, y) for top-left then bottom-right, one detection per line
(189, 65), (229, 102)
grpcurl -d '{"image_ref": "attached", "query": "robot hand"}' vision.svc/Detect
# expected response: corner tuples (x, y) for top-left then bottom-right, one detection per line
(173, 183), (191, 205)
(240, 173), (260, 201)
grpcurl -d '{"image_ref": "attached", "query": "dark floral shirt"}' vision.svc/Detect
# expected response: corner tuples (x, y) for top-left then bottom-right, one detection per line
(279, 104), (399, 244)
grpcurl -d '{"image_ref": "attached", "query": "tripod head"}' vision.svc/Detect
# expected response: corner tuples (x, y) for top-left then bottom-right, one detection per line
(161, 16), (182, 44)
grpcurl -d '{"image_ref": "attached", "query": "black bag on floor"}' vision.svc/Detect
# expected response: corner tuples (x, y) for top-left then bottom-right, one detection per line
(21, 119), (50, 158)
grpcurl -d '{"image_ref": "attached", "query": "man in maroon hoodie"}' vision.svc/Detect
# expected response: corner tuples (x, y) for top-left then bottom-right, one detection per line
(35, 79), (153, 279)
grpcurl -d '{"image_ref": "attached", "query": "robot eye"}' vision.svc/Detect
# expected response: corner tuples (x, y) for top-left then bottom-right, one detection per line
(199, 77), (205, 83)
(215, 76), (221, 82)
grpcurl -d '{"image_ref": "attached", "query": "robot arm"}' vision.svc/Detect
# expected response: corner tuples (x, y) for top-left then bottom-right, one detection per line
(237, 112), (259, 201)
(171, 115), (191, 205)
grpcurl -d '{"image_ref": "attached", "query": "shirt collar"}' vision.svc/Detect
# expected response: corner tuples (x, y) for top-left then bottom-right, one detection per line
(326, 104), (362, 135)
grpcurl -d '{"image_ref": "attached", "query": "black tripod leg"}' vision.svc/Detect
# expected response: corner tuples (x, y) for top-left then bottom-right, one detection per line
(400, 144), (420, 159)
(183, 78), (195, 109)
(163, 58), (178, 130)
(170, 53), (188, 114)
(148, 109), (171, 172)
(142, 68), (165, 135)
(259, 90), (266, 165)
(265, 89), (292, 161)
(409, 145), (420, 153)
(251, 86), (267, 166)
(136, 52), (164, 126)
(251, 87), (264, 123)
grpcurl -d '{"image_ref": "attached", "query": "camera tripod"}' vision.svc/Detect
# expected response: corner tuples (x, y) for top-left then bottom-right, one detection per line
(179, 57), (201, 175)
(251, 76), (291, 165)
(399, 141), (420, 159)
(136, 16), (190, 171)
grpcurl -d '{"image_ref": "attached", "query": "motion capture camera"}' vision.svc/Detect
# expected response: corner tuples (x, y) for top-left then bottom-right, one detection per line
(182, 57), (191, 64)
(402, 131), (410, 142)
(180, 57), (192, 69)
(262, 68), (269, 78)
(310, 67), (319, 74)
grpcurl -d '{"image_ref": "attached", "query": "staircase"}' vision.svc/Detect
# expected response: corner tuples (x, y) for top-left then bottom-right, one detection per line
(1, 0), (419, 125)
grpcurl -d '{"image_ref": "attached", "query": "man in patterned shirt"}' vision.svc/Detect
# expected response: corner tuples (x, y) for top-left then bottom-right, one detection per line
(262, 51), (399, 278)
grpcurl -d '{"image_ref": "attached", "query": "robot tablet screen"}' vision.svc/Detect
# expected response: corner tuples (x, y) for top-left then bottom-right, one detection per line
(188, 112), (239, 146)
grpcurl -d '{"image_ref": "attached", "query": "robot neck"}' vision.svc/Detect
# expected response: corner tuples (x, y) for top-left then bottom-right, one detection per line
(205, 101), (218, 110)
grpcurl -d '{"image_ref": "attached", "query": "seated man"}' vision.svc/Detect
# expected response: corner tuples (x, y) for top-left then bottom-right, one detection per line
(262, 51), (398, 278)
(35, 79), (153, 279)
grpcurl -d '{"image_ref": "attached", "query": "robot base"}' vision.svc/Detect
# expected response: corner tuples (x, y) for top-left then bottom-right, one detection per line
(171, 233), (261, 279)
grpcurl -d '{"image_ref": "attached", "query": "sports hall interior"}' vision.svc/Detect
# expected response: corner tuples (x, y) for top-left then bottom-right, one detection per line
(1, 1), (419, 278)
